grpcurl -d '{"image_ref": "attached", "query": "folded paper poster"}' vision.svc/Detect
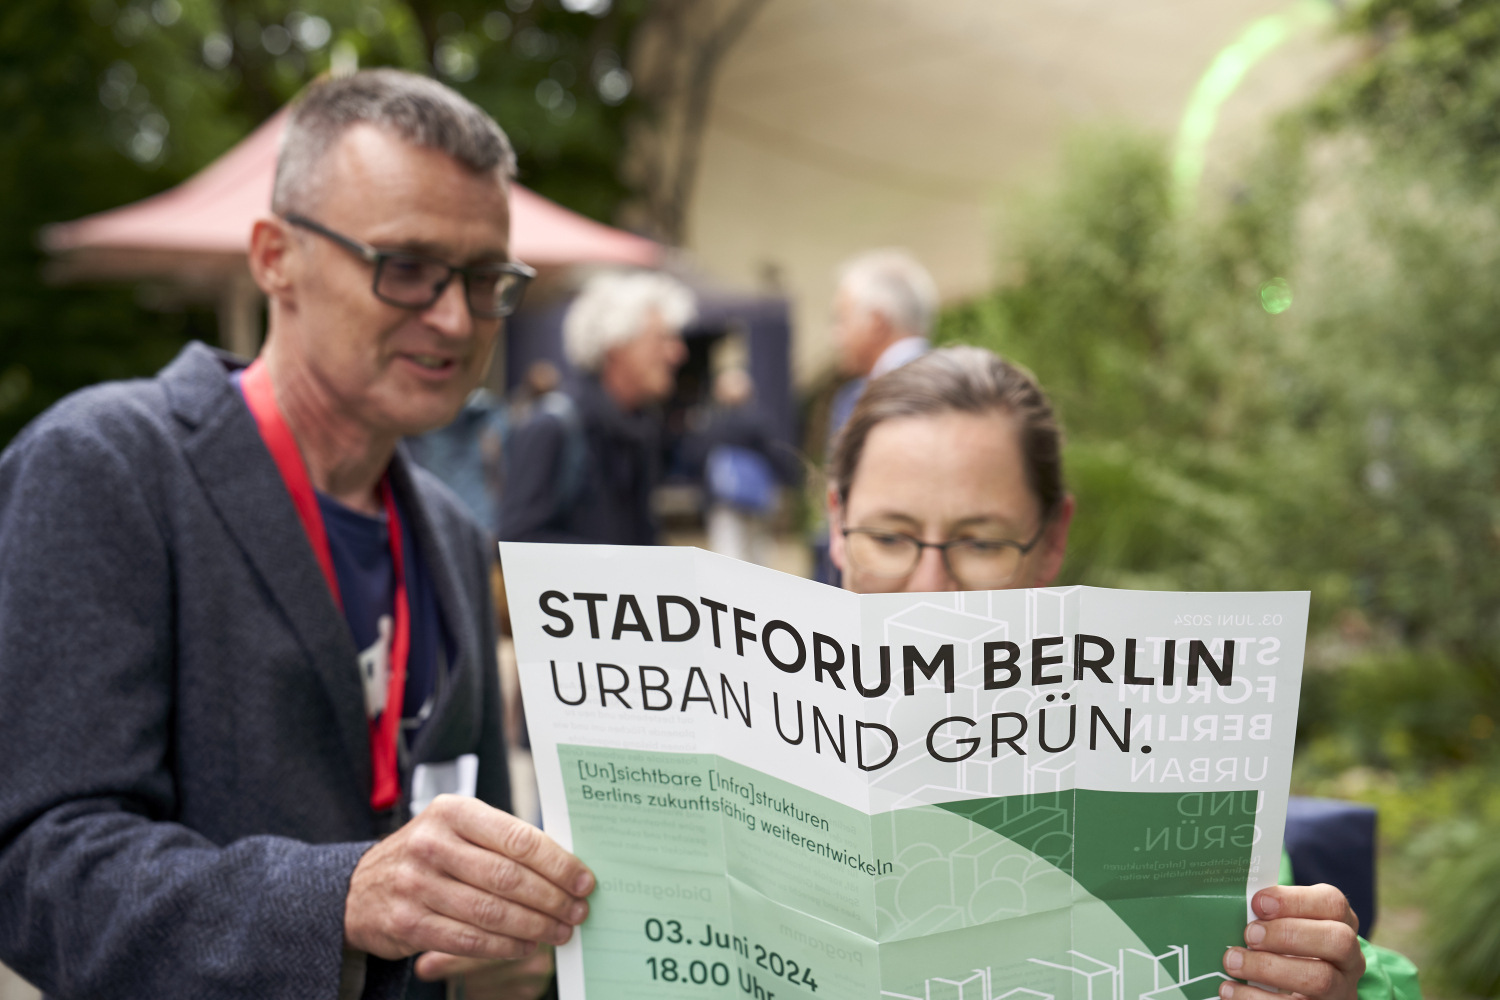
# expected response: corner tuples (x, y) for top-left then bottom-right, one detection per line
(502, 543), (1307, 1000)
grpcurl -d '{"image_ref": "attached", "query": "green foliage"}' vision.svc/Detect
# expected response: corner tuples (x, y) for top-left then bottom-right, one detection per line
(1423, 820), (1500, 995)
(938, 118), (1500, 668)
(936, 3), (1500, 977)
(1312, 0), (1500, 185)
(1298, 653), (1493, 771)
(0, 0), (647, 448)
(934, 131), (1310, 599)
(0, 0), (228, 446)
(1304, 3), (1500, 982)
(438, 0), (650, 220)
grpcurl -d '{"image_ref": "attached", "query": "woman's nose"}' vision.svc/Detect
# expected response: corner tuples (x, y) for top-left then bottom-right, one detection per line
(905, 544), (959, 593)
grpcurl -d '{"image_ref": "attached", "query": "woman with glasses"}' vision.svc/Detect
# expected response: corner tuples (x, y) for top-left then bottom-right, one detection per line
(824, 345), (1416, 1000)
(827, 345), (1072, 594)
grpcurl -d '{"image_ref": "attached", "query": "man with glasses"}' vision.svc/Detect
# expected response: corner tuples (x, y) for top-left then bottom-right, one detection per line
(281, 214), (533, 322)
(0, 70), (588, 1000)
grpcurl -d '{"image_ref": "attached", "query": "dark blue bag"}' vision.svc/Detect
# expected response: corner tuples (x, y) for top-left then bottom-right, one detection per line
(706, 444), (777, 513)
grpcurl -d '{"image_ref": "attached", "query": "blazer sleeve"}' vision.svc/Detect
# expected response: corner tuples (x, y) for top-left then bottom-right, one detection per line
(499, 414), (584, 545)
(0, 416), (387, 1000)
(473, 532), (512, 815)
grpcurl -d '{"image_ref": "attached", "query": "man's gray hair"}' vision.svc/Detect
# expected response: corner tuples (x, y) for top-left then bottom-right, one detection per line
(564, 271), (697, 373)
(837, 248), (939, 337)
(272, 68), (517, 215)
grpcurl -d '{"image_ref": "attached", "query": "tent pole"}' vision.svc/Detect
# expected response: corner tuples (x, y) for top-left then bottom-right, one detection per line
(218, 270), (263, 359)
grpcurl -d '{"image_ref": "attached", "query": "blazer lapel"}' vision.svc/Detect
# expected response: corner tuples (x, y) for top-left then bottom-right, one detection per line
(162, 345), (372, 798)
(389, 450), (482, 759)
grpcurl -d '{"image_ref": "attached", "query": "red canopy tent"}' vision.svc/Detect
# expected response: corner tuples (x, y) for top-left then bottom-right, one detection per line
(43, 108), (661, 356)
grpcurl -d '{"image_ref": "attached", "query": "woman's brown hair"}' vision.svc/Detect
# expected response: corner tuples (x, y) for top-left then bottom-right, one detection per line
(830, 345), (1064, 518)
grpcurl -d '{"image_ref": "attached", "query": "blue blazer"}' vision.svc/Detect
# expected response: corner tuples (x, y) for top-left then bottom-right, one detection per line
(0, 343), (510, 999)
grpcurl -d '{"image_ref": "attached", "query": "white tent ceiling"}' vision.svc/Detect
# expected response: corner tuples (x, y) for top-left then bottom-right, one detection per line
(683, 0), (1352, 382)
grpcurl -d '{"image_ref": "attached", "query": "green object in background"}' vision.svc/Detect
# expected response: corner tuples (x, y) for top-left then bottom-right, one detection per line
(1359, 945), (1422, 1000)
(1276, 848), (1421, 1000)
(1259, 277), (1292, 314)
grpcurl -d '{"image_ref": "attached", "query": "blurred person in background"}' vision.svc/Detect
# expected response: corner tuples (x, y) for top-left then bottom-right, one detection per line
(814, 248), (939, 584)
(407, 359), (563, 544)
(507, 358), (562, 424)
(826, 247), (939, 442)
(827, 345), (1419, 1000)
(500, 270), (694, 545)
(0, 70), (594, 1000)
(688, 367), (799, 566)
(405, 385), (509, 539)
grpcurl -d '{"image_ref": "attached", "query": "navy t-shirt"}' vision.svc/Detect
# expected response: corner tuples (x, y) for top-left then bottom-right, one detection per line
(317, 491), (446, 754)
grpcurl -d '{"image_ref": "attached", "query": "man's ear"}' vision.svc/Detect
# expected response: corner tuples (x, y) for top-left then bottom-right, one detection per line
(867, 310), (899, 356)
(827, 485), (848, 574)
(248, 216), (296, 301)
(1032, 494), (1075, 587)
(596, 343), (635, 411)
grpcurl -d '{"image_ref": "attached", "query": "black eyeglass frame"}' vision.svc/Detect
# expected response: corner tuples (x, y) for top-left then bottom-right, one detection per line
(840, 519), (1050, 588)
(284, 213), (535, 318)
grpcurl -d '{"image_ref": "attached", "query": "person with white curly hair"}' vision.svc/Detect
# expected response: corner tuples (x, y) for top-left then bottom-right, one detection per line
(501, 270), (695, 545)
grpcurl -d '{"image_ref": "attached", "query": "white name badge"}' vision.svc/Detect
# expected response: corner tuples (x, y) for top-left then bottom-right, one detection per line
(356, 615), (394, 720)
(409, 753), (480, 815)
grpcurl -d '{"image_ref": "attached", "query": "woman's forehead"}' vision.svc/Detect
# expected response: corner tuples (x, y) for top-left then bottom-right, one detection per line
(846, 410), (1039, 526)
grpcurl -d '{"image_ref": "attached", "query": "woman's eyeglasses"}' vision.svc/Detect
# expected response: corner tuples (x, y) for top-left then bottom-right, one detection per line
(840, 522), (1047, 589)
(285, 214), (535, 319)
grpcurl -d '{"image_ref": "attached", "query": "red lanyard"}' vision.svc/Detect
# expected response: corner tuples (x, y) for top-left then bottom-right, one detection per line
(241, 359), (409, 811)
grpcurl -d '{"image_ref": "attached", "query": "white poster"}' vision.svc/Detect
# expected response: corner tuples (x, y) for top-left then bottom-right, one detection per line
(503, 543), (1308, 1000)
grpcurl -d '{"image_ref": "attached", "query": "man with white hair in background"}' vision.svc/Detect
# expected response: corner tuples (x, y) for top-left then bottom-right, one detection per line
(814, 249), (938, 585)
(826, 248), (940, 443)
(500, 271), (694, 546)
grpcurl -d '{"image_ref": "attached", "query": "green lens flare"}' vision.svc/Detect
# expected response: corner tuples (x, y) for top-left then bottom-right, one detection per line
(1260, 277), (1292, 314)
(1172, 0), (1336, 214)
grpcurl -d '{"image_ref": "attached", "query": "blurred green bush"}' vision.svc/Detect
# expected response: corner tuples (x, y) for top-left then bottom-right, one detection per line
(935, 0), (1500, 981)
(939, 117), (1500, 659)
(1297, 654), (1491, 774)
(1424, 823), (1500, 994)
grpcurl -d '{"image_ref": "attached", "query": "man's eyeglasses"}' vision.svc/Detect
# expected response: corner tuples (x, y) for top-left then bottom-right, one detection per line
(285, 214), (535, 319)
(840, 522), (1048, 590)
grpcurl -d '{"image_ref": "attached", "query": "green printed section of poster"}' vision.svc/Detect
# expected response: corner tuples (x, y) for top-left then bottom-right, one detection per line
(573, 857), (880, 1000)
(576, 861), (728, 999)
(560, 744), (884, 998)
(560, 744), (1257, 998)
(559, 744), (881, 933)
(919, 788), (1253, 994)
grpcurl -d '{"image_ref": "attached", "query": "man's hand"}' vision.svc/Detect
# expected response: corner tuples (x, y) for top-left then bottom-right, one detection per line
(1220, 884), (1365, 1000)
(344, 795), (594, 964)
(414, 947), (555, 1000)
